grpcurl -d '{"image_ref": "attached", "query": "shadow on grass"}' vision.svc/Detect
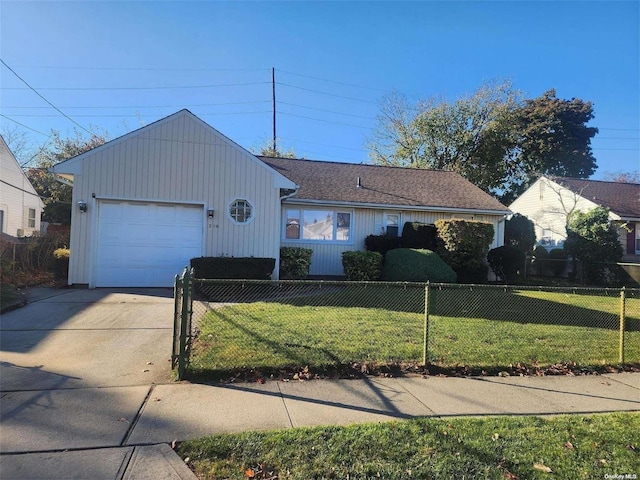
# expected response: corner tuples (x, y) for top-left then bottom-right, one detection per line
(194, 281), (639, 331)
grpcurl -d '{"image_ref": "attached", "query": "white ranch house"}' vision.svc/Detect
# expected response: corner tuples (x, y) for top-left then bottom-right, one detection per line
(51, 110), (510, 287)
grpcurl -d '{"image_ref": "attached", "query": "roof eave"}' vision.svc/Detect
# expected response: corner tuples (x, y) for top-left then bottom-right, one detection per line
(282, 198), (510, 216)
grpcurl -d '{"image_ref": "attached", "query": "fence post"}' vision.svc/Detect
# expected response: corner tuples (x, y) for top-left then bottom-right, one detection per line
(172, 273), (181, 370)
(423, 282), (430, 366)
(178, 267), (191, 380)
(619, 286), (626, 364)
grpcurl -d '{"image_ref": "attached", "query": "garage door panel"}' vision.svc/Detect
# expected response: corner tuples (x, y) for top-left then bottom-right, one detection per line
(95, 201), (203, 287)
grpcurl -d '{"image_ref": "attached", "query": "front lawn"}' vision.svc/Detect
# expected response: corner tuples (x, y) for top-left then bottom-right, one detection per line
(188, 284), (640, 379)
(179, 413), (640, 480)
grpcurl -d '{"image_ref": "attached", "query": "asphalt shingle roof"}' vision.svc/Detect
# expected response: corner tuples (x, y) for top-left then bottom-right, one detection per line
(260, 156), (509, 213)
(554, 177), (640, 218)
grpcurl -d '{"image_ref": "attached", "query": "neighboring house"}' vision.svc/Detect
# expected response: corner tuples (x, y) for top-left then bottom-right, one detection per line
(509, 176), (640, 260)
(51, 109), (510, 287)
(0, 135), (44, 238)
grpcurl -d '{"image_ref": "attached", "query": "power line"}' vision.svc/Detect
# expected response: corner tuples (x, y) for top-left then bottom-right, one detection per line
(0, 179), (48, 199)
(2, 81), (271, 91)
(279, 112), (371, 130)
(0, 114), (49, 136)
(278, 101), (377, 120)
(12, 65), (269, 72)
(1, 59), (92, 135)
(7, 111), (272, 118)
(276, 82), (378, 104)
(277, 69), (387, 92)
(2, 101), (271, 109)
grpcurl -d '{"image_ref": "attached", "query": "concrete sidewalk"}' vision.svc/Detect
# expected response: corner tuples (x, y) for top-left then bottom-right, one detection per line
(1, 373), (638, 479)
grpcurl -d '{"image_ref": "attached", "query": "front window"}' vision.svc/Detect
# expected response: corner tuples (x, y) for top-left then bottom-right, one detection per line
(229, 199), (253, 223)
(385, 213), (400, 237)
(285, 208), (352, 243)
(28, 208), (36, 228)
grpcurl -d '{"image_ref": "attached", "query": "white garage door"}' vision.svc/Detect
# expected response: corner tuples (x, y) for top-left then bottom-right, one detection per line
(96, 201), (203, 287)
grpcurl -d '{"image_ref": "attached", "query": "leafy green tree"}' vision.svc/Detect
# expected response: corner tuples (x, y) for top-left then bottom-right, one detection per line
(253, 138), (297, 158)
(502, 89), (599, 203)
(26, 129), (108, 224)
(368, 81), (521, 194)
(368, 85), (600, 203)
(564, 207), (622, 285)
(504, 213), (536, 253)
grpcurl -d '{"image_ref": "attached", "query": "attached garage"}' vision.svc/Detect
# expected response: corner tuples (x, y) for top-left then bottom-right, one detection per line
(50, 109), (297, 288)
(95, 201), (204, 287)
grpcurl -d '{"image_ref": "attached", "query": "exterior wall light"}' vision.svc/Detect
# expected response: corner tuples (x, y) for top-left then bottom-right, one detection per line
(78, 200), (88, 212)
(207, 209), (215, 218)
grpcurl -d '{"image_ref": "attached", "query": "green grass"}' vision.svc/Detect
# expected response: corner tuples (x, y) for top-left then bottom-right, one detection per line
(179, 413), (640, 479)
(189, 285), (640, 378)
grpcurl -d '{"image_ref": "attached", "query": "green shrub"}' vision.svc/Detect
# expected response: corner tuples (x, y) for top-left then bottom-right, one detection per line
(364, 234), (401, 256)
(52, 248), (70, 281)
(341, 251), (383, 281)
(434, 219), (494, 283)
(279, 247), (313, 279)
(487, 246), (525, 283)
(401, 222), (438, 250)
(190, 257), (275, 279)
(505, 214), (536, 253)
(548, 248), (568, 277)
(532, 245), (549, 275)
(382, 248), (456, 283)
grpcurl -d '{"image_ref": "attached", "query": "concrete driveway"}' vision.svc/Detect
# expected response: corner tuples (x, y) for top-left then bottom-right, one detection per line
(0, 288), (176, 453)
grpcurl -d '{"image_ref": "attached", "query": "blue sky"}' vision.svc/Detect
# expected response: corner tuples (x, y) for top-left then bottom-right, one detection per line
(1, 1), (638, 178)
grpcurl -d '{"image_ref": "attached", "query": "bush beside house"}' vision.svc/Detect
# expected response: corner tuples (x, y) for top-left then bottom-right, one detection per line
(402, 222), (438, 250)
(190, 257), (276, 279)
(279, 247), (313, 279)
(382, 248), (456, 283)
(364, 234), (402, 257)
(435, 219), (494, 283)
(342, 251), (383, 281)
(487, 245), (525, 283)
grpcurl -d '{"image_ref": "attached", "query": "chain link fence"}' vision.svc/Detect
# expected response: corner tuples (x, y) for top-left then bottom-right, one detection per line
(172, 273), (639, 380)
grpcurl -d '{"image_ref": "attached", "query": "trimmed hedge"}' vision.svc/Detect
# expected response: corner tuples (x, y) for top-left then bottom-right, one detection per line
(364, 234), (402, 256)
(279, 247), (313, 279)
(434, 219), (494, 283)
(531, 245), (549, 275)
(190, 257), (275, 279)
(342, 251), (383, 281)
(382, 248), (456, 283)
(401, 222), (438, 250)
(487, 245), (525, 283)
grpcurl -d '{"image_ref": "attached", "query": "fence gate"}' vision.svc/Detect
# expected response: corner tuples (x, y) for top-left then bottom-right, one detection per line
(172, 267), (193, 380)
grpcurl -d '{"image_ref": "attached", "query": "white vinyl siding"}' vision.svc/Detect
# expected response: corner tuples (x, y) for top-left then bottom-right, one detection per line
(282, 205), (505, 276)
(509, 177), (600, 246)
(65, 112), (288, 285)
(0, 137), (43, 237)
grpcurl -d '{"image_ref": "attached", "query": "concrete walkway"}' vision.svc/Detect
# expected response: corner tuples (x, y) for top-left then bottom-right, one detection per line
(1, 289), (639, 479)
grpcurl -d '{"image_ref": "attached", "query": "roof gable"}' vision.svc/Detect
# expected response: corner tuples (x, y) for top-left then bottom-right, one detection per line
(260, 156), (509, 213)
(51, 110), (296, 189)
(0, 135), (44, 207)
(553, 176), (640, 218)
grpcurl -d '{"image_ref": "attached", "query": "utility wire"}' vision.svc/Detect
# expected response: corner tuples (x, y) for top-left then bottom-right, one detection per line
(0, 114), (49, 136)
(2, 81), (271, 91)
(0, 179), (48, 199)
(1, 59), (92, 135)
(2, 100), (271, 109)
(279, 111), (370, 129)
(12, 65), (269, 72)
(278, 101), (377, 120)
(276, 69), (387, 92)
(276, 82), (378, 104)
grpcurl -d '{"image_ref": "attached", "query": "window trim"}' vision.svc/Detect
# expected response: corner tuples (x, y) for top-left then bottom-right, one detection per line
(227, 198), (255, 225)
(27, 208), (36, 229)
(283, 207), (354, 245)
(384, 212), (401, 237)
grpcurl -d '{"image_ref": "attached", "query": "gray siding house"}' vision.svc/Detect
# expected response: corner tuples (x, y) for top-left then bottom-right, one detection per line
(52, 110), (510, 287)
